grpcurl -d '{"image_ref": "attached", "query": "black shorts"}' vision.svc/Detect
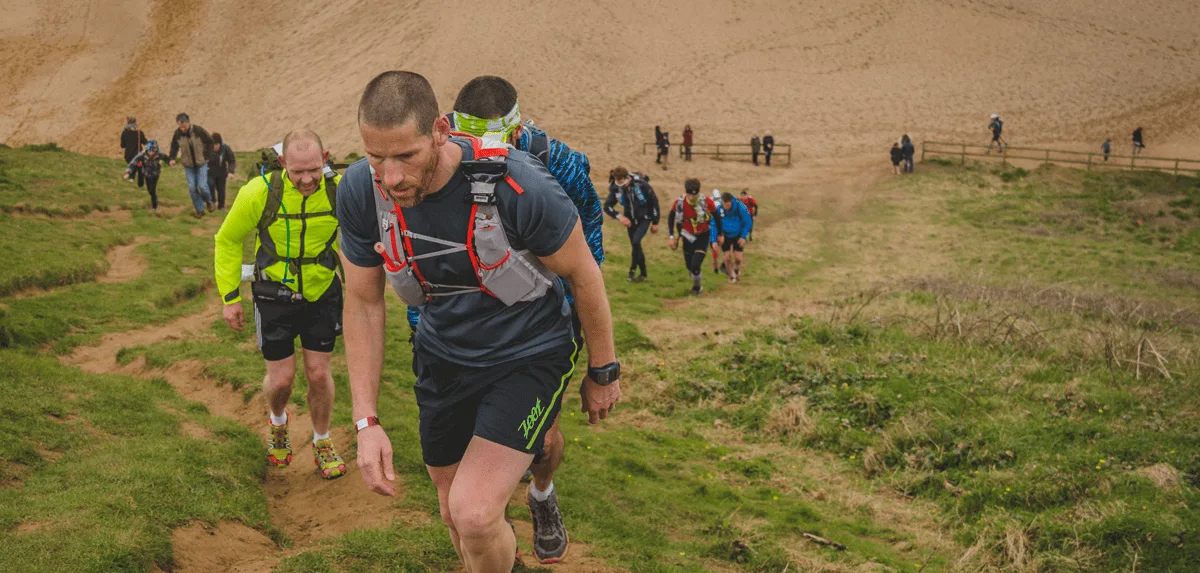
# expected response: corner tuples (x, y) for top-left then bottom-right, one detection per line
(254, 279), (343, 361)
(721, 236), (744, 252)
(413, 339), (579, 467)
(992, 133), (1002, 141)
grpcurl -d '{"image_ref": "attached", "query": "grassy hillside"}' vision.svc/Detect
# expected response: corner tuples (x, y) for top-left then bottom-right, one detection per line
(0, 146), (1197, 572)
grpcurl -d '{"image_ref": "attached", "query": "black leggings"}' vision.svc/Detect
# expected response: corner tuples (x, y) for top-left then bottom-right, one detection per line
(145, 176), (159, 209)
(683, 236), (707, 277)
(628, 220), (650, 276)
(210, 171), (228, 209)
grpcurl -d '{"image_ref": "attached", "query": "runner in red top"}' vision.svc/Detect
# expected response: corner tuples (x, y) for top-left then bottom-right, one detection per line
(740, 191), (758, 241)
(668, 178), (720, 295)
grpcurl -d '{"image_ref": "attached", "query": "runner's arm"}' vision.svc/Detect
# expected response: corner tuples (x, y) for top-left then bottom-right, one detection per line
(168, 131), (180, 162)
(550, 142), (605, 265)
(602, 187), (620, 219)
(539, 222), (616, 368)
(212, 180), (267, 304)
(341, 253), (388, 421)
(667, 199), (678, 236)
(739, 203), (753, 240)
(644, 184), (661, 225)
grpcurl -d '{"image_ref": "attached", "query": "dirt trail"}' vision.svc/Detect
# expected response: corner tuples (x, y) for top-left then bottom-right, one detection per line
(62, 306), (398, 571)
(10, 236), (151, 299)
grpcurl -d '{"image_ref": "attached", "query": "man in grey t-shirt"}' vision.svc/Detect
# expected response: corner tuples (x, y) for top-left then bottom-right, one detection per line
(340, 71), (621, 572)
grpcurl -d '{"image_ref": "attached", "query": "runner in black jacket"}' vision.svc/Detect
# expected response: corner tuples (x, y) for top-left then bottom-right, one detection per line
(605, 167), (659, 281)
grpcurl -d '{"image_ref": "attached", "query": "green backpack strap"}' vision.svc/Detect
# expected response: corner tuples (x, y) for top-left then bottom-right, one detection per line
(258, 170), (285, 232)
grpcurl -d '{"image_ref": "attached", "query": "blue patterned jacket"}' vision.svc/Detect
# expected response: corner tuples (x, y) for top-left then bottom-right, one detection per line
(407, 124), (604, 329)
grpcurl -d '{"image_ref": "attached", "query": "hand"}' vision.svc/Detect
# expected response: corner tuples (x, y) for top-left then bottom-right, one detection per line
(618, 215), (632, 228)
(710, 242), (719, 251)
(580, 376), (621, 424)
(222, 304), (244, 331)
(169, 160), (176, 167)
(122, 173), (130, 181)
(227, 173), (234, 179)
(738, 238), (746, 248)
(650, 225), (659, 234)
(668, 237), (678, 250)
(356, 425), (397, 496)
(718, 235), (725, 244)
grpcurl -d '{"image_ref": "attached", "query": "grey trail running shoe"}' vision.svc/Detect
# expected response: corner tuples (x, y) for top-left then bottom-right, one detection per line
(527, 486), (569, 563)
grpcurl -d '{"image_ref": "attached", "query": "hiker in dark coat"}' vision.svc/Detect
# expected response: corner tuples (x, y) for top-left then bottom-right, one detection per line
(890, 143), (904, 175)
(901, 134), (915, 173)
(762, 134), (775, 166)
(682, 125), (694, 161)
(750, 135), (761, 165)
(206, 133), (237, 210)
(120, 116), (148, 183)
(1132, 127), (1145, 156)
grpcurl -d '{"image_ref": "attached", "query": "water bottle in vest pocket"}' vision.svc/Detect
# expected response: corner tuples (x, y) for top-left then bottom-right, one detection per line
(472, 205), (554, 305)
(375, 242), (427, 306)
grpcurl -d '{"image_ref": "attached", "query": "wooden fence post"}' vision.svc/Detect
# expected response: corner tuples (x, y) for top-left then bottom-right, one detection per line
(961, 144), (966, 166)
(715, 144), (721, 160)
(921, 143), (926, 162)
(1044, 150), (1050, 167)
(1174, 159), (1180, 176)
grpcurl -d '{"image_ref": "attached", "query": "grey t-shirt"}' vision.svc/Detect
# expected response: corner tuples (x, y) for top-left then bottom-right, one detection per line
(338, 138), (579, 366)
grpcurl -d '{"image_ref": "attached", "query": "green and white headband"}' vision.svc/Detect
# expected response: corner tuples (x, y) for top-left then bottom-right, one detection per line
(453, 103), (522, 140)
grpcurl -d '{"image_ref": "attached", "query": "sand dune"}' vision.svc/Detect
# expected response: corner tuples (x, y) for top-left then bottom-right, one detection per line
(2, 0), (1199, 159)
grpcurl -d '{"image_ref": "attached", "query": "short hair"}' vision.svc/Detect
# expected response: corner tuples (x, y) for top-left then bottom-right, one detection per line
(454, 76), (518, 119)
(739, 190), (748, 196)
(684, 178), (700, 193)
(721, 192), (735, 203)
(212, 132), (223, 145)
(612, 167), (629, 180)
(283, 129), (324, 156)
(358, 71), (439, 133)
(176, 113), (190, 123)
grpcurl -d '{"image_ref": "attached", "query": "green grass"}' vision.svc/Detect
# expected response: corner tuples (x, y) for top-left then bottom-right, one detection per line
(3, 147), (1199, 571)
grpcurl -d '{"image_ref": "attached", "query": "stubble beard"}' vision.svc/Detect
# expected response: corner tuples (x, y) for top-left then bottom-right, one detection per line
(387, 146), (440, 208)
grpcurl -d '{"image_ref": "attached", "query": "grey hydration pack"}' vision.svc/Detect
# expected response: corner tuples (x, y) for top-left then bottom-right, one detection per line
(372, 137), (557, 307)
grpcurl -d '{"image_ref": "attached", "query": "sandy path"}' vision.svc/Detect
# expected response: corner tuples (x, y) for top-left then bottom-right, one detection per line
(61, 306), (398, 571)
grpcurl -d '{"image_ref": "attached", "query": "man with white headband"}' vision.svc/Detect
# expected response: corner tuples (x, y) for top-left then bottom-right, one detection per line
(433, 75), (605, 564)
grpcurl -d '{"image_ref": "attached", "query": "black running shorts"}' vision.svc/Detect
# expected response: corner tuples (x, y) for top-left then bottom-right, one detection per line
(721, 236), (745, 252)
(253, 279), (343, 361)
(413, 338), (579, 468)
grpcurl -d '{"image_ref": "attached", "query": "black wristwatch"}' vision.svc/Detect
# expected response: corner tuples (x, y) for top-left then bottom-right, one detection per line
(587, 361), (621, 386)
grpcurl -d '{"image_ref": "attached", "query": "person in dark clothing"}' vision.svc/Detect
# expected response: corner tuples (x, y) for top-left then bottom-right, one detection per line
(750, 135), (761, 165)
(986, 114), (1006, 154)
(123, 139), (167, 212)
(762, 134), (775, 166)
(890, 143), (903, 175)
(207, 133), (237, 210)
(654, 126), (666, 164)
(1132, 128), (1145, 156)
(120, 117), (148, 183)
(682, 125), (694, 161)
(605, 166), (659, 281)
(901, 134), (915, 173)
(668, 179), (719, 295)
(1102, 138), (1112, 162)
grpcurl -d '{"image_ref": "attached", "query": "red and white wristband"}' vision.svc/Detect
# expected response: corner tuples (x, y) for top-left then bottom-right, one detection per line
(355, 416), (380, 432)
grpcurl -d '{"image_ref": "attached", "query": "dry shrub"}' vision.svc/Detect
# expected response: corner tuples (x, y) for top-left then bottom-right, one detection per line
(1135, 463), (1182, 491)
(765, 397), (816, 439)
(952, 523), (1041, 573)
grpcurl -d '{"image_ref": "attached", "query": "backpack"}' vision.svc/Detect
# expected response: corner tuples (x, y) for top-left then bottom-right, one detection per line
(674, 195), (712, 232)
(253, 169), (340, 279)
(253, 146), (283, 177)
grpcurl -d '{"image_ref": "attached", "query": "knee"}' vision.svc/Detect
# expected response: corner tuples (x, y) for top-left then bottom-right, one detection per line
(448, 492), (503, 543)
(266, 362), (296, 389)
(303, 361), (328, 384)
(437, 502), (457, 535)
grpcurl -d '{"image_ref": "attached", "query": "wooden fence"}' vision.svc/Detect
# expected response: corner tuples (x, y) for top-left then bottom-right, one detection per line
(921, 141), (1200, 175)
(642, 142), (792, 165)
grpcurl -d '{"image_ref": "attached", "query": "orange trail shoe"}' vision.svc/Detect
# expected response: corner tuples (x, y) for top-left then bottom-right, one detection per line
(313, 438), (346, 480)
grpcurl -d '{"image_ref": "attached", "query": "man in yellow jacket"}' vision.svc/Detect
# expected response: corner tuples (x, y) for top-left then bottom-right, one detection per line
(213, 129), (346, 479)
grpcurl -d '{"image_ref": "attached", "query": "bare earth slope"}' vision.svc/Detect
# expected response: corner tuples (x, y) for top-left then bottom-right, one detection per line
(2, 0), (1199, 159)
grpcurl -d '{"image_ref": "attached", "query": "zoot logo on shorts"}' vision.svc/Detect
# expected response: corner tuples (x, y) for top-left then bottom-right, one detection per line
(518, 398), (545, 440)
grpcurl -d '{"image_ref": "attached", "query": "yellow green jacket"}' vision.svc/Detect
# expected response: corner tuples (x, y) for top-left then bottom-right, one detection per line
(214, 170), (341, 305)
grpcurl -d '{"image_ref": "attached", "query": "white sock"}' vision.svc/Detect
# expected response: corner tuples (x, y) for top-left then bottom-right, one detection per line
(269, 411), (288, 426)
(312, 431), (330, 444)
(529, 481), (554, 502)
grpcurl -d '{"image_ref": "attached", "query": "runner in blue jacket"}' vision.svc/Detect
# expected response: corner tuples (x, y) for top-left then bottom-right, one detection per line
(710, 191), (753, 282)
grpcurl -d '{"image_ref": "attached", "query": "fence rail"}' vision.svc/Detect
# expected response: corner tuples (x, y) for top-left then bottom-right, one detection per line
(921, 141), (1200, 175)
(642, 142), (792, 165)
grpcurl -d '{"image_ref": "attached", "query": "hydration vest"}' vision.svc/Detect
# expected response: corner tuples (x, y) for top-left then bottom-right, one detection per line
(254, 170), (340, 286)
(372, 136), (557, 307)
(674, 195), (713, 233)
